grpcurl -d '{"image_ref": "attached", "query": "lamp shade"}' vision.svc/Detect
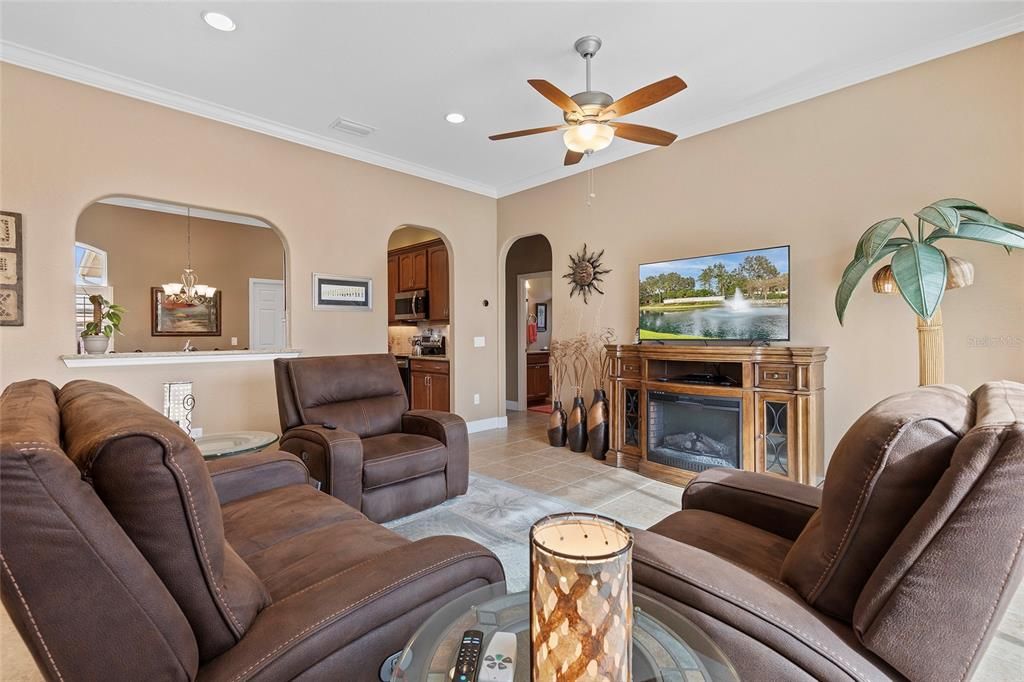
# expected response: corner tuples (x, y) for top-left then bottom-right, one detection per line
(563, 122), (615, 154)
(530, 513), (633, 681)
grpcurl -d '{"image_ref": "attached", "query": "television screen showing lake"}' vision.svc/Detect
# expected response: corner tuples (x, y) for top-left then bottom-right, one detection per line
(639, 246), (790, 341)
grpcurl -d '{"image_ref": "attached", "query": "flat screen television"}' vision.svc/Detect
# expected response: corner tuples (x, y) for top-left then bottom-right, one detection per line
(639, 245), (790, 342)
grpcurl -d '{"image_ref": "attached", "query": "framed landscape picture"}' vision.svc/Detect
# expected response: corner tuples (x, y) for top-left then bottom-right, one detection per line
(313, 273), (372, 311)
(151, 288), (222, 336)
(536, 302), (548, 331)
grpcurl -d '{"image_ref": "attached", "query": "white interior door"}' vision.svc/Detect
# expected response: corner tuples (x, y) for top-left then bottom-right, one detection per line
(249, 279), (286, 350)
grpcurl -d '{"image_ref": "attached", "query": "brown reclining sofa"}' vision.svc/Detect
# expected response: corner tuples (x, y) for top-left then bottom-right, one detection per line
(633, 381), (1024, 681)
(0, 379), (504, 681)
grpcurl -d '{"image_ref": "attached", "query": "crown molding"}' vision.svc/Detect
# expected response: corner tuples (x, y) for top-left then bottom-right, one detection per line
(494, 12), (1024, 198)
(0, 41), (498, 199)
(2, 10), (1021, 202)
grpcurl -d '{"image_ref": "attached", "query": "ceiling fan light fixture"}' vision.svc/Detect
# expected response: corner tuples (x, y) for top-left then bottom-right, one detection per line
(563, 122), (614, 154)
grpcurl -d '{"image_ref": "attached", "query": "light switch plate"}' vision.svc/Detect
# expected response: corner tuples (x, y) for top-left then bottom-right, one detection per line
(474, 394), (480, 405)
(474, 336), (486, 348)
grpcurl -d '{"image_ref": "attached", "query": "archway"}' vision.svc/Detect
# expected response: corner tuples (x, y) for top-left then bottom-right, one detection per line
(500, 234), (553, 413)
(387, 225), (454, 412)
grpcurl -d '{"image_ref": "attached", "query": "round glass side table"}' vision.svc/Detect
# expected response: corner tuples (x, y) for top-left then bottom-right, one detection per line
(391, 581), (738, 682)
(195, 430), (279, 459)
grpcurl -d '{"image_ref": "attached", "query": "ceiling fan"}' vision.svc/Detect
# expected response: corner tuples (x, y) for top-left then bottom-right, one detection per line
(489, 36), (687, 166)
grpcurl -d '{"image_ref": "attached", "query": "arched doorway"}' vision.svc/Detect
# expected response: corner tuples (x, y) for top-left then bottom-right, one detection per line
(387, 225), (453, 412)
(502, 234), (553, 412)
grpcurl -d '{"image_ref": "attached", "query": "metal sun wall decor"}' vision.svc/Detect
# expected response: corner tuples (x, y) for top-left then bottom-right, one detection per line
(563, 243), (611, 303)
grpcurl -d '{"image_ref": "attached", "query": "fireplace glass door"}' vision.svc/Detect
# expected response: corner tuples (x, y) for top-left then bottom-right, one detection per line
(647, 391), (741, 474)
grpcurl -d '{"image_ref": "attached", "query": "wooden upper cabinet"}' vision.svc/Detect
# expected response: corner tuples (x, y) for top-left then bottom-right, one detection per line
(427, 243), (449, 322)
(387, 254), (399, 323)
(398, 250), (428, 291)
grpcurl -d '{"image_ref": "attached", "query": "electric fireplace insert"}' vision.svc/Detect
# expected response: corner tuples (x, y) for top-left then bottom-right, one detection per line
(647, 391), (741, 474)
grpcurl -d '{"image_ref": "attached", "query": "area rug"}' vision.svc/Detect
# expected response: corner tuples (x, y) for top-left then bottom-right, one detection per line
(384, 473), (596, 592)
(526, 404), (551, 414)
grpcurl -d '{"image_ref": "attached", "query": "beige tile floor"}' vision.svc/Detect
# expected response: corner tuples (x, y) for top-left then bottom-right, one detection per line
(1, 410), (1020, 679)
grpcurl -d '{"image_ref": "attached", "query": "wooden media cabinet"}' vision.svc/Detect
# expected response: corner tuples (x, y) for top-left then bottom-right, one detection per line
(605, 344), (827, 487)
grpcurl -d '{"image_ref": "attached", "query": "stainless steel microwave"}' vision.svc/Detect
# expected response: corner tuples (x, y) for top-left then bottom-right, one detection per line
(394, 290), (428, 321)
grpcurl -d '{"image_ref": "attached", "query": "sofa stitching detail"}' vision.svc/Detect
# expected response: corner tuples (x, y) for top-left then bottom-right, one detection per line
(959, 433), (1022, 682)
(0, 554), (65, 681)
(271, 543), (477, 605)
(102, 429), (245, 634)
(807, 419), (908, 600)
(636, 553), (868, 682)
(229, 550), (494, 681)
(209, 459), (308, 482)
(13, 445), (197, 676)
(160, 441), (245, 633)
(686, 480), (820, 511)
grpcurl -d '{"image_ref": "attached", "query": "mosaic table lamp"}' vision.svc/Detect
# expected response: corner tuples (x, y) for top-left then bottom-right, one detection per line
(530, 512), (633, 681)
(162, 380), (195, 435)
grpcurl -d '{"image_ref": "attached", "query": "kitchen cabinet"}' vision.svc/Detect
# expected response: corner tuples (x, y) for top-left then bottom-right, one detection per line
(410, 359), (450, 412)
(387, 254), (399, 323)
(427, 243), (449, 322)
(398, 250), (428, 292)
(525, 351), (550, 405)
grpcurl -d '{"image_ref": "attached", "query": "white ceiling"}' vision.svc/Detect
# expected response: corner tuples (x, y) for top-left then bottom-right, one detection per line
(2, 2), (1021, 197)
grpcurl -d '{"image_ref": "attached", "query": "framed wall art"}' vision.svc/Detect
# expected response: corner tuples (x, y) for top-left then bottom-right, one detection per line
(151, 288), (222, 336)
(536, 302), (548, 332)
(313, 273), (372, 311)
(0, 211), (24, 326)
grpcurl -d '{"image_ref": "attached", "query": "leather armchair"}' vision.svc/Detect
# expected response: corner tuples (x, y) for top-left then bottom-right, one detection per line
(0, 379), (504, 682)
(275, 354), (469, 522)
(634, 381), (1024, 681)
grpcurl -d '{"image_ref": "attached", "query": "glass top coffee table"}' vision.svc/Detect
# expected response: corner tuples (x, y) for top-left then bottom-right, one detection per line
(391, 581), (738, 682)
(195, 431), (279, 459)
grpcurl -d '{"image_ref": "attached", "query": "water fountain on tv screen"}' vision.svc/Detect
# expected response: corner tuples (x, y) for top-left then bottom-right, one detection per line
(724, 287), (751, 312)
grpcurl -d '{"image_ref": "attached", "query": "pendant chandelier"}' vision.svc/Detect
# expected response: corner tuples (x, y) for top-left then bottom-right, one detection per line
(162, 208), (216, 305)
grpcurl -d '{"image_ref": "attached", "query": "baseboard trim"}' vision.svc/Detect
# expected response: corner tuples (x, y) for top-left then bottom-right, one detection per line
(466, 416), (508, 434)
(505, 400), (520, 411)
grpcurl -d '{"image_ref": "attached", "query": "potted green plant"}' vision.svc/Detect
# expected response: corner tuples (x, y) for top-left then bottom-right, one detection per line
(836, 198), (1022, 385)
(80, 294), (126, 354)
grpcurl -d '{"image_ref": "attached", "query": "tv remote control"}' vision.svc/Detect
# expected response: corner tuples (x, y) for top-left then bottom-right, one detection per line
(478, 631), (516, 682)
(452, 629), (483, 682)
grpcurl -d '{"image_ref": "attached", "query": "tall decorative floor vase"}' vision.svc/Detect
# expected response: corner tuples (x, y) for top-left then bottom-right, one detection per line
(547, 401), (568, 447)
(587, 388), (609, 460)
(531, 513), (633, 680)
(566, 395), (588, 452)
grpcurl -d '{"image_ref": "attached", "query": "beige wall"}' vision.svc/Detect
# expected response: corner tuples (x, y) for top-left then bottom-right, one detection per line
(0, 64), (499, 434)
(498, 35), (1024, 454)
(77, 203), (285, 352)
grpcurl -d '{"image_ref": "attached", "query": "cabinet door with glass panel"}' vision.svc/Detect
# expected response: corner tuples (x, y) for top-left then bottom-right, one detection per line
(615, 380), (643, 457)
(755, 392), (798, 482)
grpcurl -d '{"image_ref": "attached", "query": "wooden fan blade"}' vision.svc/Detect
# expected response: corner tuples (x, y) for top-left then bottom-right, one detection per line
(564, 150), (584, 166)
(609, 122), (678, 146)
(489, 125), (564, 141)
(599, 76), (687, 119)
(529, 79), (583, 114)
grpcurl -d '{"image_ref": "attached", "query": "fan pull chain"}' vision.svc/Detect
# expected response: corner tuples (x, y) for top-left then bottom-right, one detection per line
(586, 167), (597, 207)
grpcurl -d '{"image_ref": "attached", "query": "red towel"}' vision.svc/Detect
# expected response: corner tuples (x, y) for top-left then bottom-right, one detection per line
(527, 321), (538, 345)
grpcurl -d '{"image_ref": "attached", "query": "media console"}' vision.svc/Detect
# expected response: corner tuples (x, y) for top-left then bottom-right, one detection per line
(605, 344), (828, 487)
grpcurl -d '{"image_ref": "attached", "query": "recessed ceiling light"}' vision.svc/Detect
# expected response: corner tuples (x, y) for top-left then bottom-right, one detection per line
(202, 11), (236, 32)
(445, 113), (466, 124)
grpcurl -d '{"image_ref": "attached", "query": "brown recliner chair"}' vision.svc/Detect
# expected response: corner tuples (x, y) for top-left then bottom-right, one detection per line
(275, 354), (468, 522)
(0, 379), (503, 681)
(633, 381), (1023, 681)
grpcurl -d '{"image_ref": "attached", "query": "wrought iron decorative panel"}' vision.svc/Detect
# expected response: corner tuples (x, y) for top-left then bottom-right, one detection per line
(764, 400), (789, 476)
(624, 387), (640, 447)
